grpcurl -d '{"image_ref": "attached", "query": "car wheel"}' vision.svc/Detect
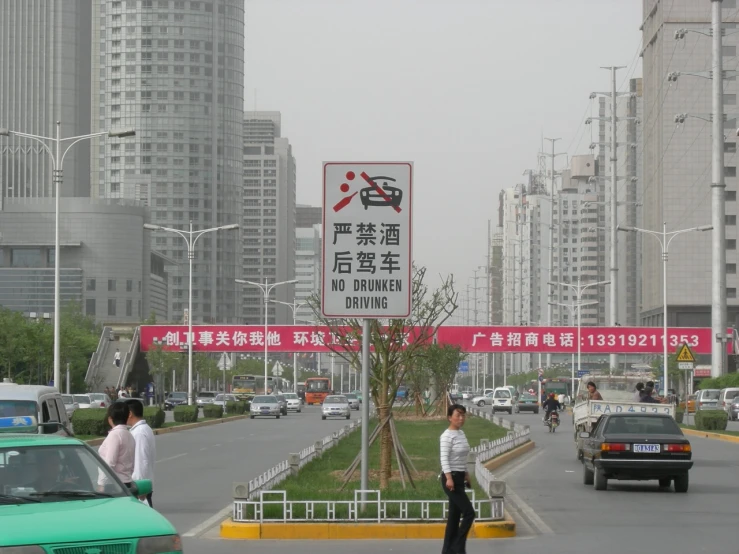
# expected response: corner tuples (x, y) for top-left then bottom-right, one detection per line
(298, 409), (301, 413)
(477, 400), (485, 407)
(534, 409), (539, 414)
(346, 414), (350, 419)
(674, 474), (689, 493)
(658, 478), (671, 489)
(322, 415), (326, 420)
(594, 468), (608, 491)
(250, 415), (255, 419)
(508, 409), (513, 415)
(492, 408), (497, 413)
(583, 463), (594, 485)
(276, 415), (280, 419)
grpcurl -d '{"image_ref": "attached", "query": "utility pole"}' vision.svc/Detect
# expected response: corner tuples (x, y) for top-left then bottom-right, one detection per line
(711, 0), (728, 378)
(602, 65), (626, 373)
(540, 139), (567, 369)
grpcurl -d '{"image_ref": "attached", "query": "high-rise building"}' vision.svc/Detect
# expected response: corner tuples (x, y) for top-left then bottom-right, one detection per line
(0, 0), (92, 201)
(91, 0), (245, 324)
(242, 112), (296, 325)
(295, 222), (321, 323)
(641, 1), (739, 329)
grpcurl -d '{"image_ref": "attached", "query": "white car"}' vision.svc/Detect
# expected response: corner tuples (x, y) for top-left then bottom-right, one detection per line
(196, 391), (218, 406)
(490, 388), (514, 414)
(472, 392), (494, 407)
(322, 395), (350, 420)
(73, 394), (92, 409)
(88, 393), (110, 408)
(282, 392), (302, 412)
(213, 394), (237, 407)
(344, 393), (360, 410)
(61, 394), (79, 418)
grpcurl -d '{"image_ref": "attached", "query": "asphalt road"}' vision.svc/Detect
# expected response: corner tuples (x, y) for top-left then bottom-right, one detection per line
(146, 404), (354, 538)
(179, 405), (739, 553)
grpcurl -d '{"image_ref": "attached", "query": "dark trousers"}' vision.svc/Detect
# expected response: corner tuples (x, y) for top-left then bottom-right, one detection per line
(440, 472), (475, 554)
(146, 492), (153, 508)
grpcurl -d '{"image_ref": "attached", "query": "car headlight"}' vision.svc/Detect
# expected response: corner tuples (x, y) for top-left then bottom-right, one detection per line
(0, 546), (45, 553)
(136, 534), (182, 553)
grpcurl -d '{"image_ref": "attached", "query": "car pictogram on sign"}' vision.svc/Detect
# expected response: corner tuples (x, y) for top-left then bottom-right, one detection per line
(360, 176), (403, 210)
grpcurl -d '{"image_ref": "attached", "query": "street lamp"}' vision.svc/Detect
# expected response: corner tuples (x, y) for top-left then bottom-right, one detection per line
(236, 279), (298, 395)
(144, 221), (239, 405)
(270, 299), (308, 393)
(549, 299), (598, 397)
(0, 123), (135, 391)
(618, 223), (712, 394)
(549, 277), (610, 395)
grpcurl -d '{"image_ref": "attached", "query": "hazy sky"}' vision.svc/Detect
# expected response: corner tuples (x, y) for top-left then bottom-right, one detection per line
(244, 0), (643, 302)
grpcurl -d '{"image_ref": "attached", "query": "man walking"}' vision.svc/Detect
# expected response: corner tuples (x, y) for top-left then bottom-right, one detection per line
(114, 348), (121, 368)
(126, 399), (156, 507)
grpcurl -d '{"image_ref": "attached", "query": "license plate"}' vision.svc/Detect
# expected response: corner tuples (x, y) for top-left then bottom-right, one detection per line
(498, 400), (506, 404)
(633, 444), (660, 453)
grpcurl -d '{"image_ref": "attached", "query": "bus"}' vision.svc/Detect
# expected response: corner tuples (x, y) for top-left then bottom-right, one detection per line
(304, 377), (331, 405)
(232, 375), (291, 399)
(526, 377), (578, 399)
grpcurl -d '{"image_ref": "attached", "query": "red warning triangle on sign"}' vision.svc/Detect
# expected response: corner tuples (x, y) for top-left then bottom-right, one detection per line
(675, 343), (695, 363)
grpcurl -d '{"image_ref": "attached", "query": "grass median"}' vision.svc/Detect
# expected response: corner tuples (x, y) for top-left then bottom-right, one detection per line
(249, 414), (509, 520)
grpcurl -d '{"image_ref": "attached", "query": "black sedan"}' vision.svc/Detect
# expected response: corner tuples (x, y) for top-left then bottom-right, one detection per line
(580, 413), (693, 492)
(164, 391), (188, 410)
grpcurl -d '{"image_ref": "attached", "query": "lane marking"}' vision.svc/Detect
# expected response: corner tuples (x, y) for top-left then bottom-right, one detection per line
(182, 503), (233, 537)
(156, 453), (187, 464)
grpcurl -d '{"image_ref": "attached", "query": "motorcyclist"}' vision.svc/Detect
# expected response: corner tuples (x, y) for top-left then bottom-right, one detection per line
(543, 393), (562, 422)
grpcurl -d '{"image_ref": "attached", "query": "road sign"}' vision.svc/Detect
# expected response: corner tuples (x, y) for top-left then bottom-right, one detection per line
(458, 361), (469, 373)
(678, 362), (694, 370)
(218, 352), (232, 371)
(322, 162), (413, 318)
(676, 342), (696, 363)
(577, 370), (590, 378)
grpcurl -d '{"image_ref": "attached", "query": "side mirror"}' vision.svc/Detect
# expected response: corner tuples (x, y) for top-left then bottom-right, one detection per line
(130, 479), (152, 497)
(579, 432), (590, 439)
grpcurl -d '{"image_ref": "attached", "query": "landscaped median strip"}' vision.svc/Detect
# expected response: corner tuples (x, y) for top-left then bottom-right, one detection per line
(220, 409), (533, 540)
(84, 414), (250, 446)
(681, 427), (739, 444)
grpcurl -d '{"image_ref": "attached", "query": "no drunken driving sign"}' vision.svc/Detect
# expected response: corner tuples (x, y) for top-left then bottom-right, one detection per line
(322, 162), (413, 318)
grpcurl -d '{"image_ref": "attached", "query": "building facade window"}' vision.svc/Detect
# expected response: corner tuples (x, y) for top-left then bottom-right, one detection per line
(108, 299), (117, 316)
(108, 279), (116, 292)
(86, 299), (96, 316)
(86, 278), (96, 291)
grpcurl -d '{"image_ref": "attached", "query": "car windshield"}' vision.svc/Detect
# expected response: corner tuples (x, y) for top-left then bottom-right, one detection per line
(215, 395), (226, 401)
(61, 396), (74, 405)
(0, 444), (129, 503)
(345, 394), (357, 399)
(198, 392), (216, 398)
(170, 393), (187, 399)
(701, 390), (720, 400)
(494, 390), (511, 399)
(324, 397), (346, 404)
(276, 396), (285, 401)
(307, 380), (330, 391)
(604, 416), (681, 435)
(724, 390), (739, 401)
(89, 394), (106, 401)
(253, 396), (275, 403)
(0, 400), (37, 418)
(73, 395), (90, 404)
(283, 393), (298, 399)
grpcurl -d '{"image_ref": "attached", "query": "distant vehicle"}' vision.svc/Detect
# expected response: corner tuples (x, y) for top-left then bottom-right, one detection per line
(87, 393), (109, 409)
(580, 413), (692, 492)
(396, 385), (408, 400)
(322, 395), (351, 420)
(490, 388), (515, 414)
(679, 394), (696, 414)
(515, 392), (539, 414)
(730, 396), (739, 421)
(73, 395), (92, 410)
(274, 394), (288, 416)
(344, 393), (360, 410)
(196, 391), (218, 406)
(61, 395), (79, 418)
(305, 377), (331, 405)
(696, 389), (720, 411)
(350, 390), (363, 403)
(249, 395), (281, 419)
(471, 392), (494, 407)
(718, 387), (739, 417)
(282, 392), (302, 413)
(0, 383), (70, 435)
(164, 392), (188, 411)
(212, 394), (237, 408)
(359, 176), (403, 210)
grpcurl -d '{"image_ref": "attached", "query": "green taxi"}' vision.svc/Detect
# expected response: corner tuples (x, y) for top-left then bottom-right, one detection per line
(0, 416), (182, 553)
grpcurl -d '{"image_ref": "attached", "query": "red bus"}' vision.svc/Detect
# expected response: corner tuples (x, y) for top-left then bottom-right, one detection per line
(305, 377), (331, 405)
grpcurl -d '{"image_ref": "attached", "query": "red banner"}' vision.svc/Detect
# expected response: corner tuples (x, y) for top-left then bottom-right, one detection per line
(436, 326), (723, 355)
(139, 325), (728, 355)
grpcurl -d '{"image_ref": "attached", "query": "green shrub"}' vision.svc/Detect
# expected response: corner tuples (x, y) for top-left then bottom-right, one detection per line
(699, 373), (739, 390)
(694, 409), (728, 431)
(203, 404), (224, 418)
(143, 406), (165, 429)
(173, 405), (199, 423)
(225, 400), (244, 415)
(71, 408), (108, 436)
(243, 401), (250, 413)
(674, 408), (684, 424)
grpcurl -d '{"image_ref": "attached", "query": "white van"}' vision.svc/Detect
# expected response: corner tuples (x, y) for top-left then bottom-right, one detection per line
(0, 383), (71, 434)
(491, 387), (514, 414)
(718, 387), (739, 417)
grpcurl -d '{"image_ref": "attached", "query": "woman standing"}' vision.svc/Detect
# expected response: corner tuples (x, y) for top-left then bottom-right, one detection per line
(440, 403), (475, 554)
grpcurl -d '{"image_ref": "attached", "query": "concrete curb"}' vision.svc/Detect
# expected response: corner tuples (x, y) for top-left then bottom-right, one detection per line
(682, 427), (739, 444)
(220, 516), (517, 540)
(84, 414), (249, 446)
(483, 441), (536, 473)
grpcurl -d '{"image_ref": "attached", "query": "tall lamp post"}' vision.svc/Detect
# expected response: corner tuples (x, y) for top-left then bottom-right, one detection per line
(270, 299), (308, 393)
(144, 221), (239, 405)
(618, 223), (712, 393)
(237, 279), (297, 395)
(549, 299), (598, 396)
(0, 123), (135, 391)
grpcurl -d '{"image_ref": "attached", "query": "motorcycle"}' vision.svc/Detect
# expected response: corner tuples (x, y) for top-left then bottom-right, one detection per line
(545, 410), (560, 433)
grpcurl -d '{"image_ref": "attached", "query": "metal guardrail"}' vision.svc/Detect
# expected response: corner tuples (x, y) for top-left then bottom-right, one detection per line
(85, 326), (111, 389)
(232, 408), (530, 523)
(116, 326), (140, 389)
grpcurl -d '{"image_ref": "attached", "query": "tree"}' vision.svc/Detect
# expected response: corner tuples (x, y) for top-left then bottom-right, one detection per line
(146, 344), (181, 404)
(308, 265), (457, 489)
(404, 344), (466, 416)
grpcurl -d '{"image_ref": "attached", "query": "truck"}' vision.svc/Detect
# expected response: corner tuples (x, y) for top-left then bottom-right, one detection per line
(573, 373), (676, 461)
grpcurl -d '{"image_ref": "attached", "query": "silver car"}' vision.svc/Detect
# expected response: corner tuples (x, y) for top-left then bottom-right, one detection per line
(250, 395), (281, 419)
(344, 393), (360, 410)
(73, 394), (92, 409)
(88, 392), (110, 408)
(60, 394), (79, 418)
(282, 392), (302, 413)
(196, 391), (218, 406)
(696, 389), (720, 410)
(322, 395), (350, 420)
(731, 396), (739, 421)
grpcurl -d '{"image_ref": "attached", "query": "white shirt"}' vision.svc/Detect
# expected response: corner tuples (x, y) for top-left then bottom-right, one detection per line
(98, 424), (136, 486)
(130, 419), (156, 483)
(440, 429), (469, 474)
(114, 351), (121, 361)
